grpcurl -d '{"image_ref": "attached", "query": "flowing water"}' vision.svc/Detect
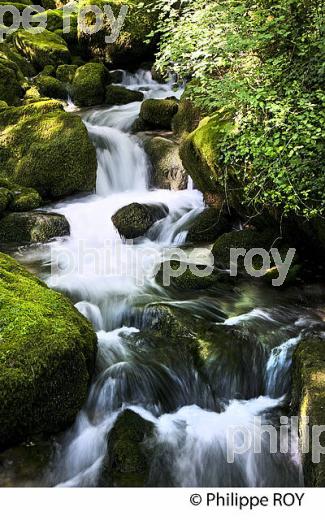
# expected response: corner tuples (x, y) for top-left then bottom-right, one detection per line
(7, 70), (325, 487)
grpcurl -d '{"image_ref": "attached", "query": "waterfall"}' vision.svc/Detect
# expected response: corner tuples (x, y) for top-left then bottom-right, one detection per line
(38, 70), (309, 488)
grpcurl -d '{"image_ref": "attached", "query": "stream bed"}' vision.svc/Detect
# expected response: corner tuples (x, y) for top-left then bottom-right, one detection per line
(1, 70), (325, 487)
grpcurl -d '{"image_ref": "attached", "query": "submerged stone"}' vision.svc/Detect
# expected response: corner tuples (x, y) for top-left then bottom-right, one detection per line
(0, 211), (70, 243)
(100, 409), (154, 487)
(112, 202), (168, 239)
(106, 85), (144, 106)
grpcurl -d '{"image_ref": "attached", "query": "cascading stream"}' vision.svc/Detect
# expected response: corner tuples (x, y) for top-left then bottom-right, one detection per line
(36, 71), (323, 488)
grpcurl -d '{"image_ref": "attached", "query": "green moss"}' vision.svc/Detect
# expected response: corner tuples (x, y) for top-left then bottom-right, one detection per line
(35, 75), (67, 100)
(105, 85), (143, 106)
(291, 338), (325, 487)
(31, 9), (69, 32)
(56, 64), (78, 84)
(0, 101), (97, 199)
(100, 409), (154, 487)
(0, 61), (23, 106)
(0, 42), (35, 77)
(13, 29), (70, 69)
(172, 94), (202, 138)
(72, 62), (109, 106)
(78, 0), (158, 68)
(0, 211), (69, 243)
(187, 207), (231, 244)
(38, 64), (56, 77)
(156, 260), (229, 291)
(212, 229), (278, 270)
(0, 252), (97, 448)
(112, 202), (168, 239)
(23, 85), (43, 102)
(0, 100), (8, 110)
(0, 187), (12, 213)
(9, 187), (42, 211)
(140, 98), (179, 130)
(144, 136), (187, 191)
(179, 110), (237, 194)
(0, 3), (29, 26)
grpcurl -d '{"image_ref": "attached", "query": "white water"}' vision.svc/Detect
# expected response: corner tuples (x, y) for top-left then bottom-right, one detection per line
(35, 71), (306, 487)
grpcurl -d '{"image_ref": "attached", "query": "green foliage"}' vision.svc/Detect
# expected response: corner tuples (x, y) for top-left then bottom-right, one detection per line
(153, 0), (325, 218)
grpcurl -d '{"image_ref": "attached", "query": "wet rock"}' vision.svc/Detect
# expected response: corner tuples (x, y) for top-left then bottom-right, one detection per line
(0, 438), (54, 487)
(35, 75), (67, 100)
(212, 229), (278, 270)
(291, 336), (325, 486)
(72, 62), (110, 107)
(0, 101), (97, 199)
(179, 111), (238, 197)
(56, 64), (78, 84)
(0, 252), (97, 448)
(112, 202), (169, 239)
(108, 70), (124, 83)
(0, 60), (24, 106)
(172, 94), (202, 138)
(144, 136), (188, 191)
(156, 260), (230, 291)
(12, 29), (70, 70)
(9, 187), (43, 212)
(186, 207), (232, 244)
(139, 98), (179, 130)
(78, 0), (158, 69)
(99, 409), (154, 487)
(0, 211), (70, 243)
(106, 85), (144, 106)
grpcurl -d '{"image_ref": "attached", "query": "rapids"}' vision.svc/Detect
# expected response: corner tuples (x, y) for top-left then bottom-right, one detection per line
(8, 70), (325, 487)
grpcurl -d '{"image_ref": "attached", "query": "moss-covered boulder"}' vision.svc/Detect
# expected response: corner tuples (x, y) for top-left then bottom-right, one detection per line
(0, 187), (12, 214)
(212, 228), (300, 285)
(0, 438), (53, 487)
(78, 0), (158, 68)
(187, 207), (232, 244)
(108, 69), (124, 83)
(35, 75), (67, 100)
(38, 64), (56, 77)
(0, 211), (69, 243)
(0, 101), (8, 110)
(0, 60), (23, 106)
(0, 100), (97, 199)
(212, 229), (277, 270)
(139, 98), (179, 130)
(179, 111), (238, 194)
(156, 260), (230, 291)
(13, 29), (70, 69)
(100, 409), (154, 487)
(0, 253), (97, 448)
(0, 179), (42, 214)
(30, 8), (66, 32)
(112, 202), (168, 239)
(7, 184), (42, 212)
(0, 42), (35, 77)
(0, 3), (29, 26)
(291, 337), (325, 487)
(172, 94), (202, 138)
(56, 64), (78, 84)
(105, 85), (144, 106)
(144, 136), (188, 191)
(72, 62), (109, 106)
